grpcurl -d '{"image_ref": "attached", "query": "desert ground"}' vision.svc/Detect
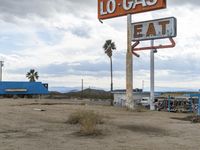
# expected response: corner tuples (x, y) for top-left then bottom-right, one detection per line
(0, 98), (199, 150)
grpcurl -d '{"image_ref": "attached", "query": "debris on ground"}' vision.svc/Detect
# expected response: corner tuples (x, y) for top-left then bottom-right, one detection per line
(33, 108), (46, 111)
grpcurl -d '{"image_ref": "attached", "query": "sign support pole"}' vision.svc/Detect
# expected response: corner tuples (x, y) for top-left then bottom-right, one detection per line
(150, 40), (155, 110)
(126, 14), (134, 109)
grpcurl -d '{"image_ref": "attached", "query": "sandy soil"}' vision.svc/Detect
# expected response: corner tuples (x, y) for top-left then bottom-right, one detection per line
(0, 98), (199, 150)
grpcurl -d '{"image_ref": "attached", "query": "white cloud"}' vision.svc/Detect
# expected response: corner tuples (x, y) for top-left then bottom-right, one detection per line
(0, 0), (200, 91)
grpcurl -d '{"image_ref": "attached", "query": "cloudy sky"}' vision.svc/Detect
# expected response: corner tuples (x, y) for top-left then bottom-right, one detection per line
(0, 0), (200, 91)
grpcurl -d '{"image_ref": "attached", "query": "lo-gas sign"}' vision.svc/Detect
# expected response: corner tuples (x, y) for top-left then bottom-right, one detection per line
(98, 0), (166, 20)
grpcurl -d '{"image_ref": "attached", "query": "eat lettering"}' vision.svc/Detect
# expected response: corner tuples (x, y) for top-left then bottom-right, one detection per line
(134, 20), (170, 38)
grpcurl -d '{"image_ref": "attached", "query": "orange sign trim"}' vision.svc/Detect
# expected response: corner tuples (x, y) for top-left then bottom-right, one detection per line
(98, 0), (166, 20)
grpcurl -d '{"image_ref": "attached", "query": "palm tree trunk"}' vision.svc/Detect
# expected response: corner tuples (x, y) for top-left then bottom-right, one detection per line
(110, 57), (114, 106)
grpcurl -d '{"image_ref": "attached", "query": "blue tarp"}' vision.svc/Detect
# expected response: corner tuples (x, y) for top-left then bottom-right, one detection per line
(0, 81), (49, 95)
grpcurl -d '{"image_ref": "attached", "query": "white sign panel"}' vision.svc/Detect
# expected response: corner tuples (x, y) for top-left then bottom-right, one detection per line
(132, 17), (177, 41)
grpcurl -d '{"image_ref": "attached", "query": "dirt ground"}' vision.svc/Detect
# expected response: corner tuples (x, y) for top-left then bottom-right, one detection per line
(0, 98), (199, 150)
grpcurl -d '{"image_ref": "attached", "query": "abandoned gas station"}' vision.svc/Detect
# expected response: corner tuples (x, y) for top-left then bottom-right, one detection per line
(98, 0), (200, 116)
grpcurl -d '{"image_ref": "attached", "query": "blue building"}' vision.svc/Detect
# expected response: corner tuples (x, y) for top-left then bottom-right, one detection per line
(0, 81), (49, 96)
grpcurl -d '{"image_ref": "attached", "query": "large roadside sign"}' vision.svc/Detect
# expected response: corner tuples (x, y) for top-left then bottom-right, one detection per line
(132, 17), (177, 41)
(98, 0), (166, 20)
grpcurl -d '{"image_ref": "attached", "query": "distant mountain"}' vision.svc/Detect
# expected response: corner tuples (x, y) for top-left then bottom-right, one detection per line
(49, 87), (80, 93)
(66, 88), (111, 99)
(49, 86), (109, 93)
(49, 86), (198, 94)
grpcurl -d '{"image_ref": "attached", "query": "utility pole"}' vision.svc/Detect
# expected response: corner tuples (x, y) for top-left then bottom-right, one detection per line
(110, 56), (114, 105)
(126, 14), (134, 109)
(110, 57), (113, 92)
(0, 61), (4, 81)
(142, 80), (144, 92)
(150, 40), (155, 110)
(81, 79), (83, 99)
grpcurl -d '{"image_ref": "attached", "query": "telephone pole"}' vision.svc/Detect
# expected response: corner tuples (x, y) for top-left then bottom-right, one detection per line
(0, 61), (4, 81)
(81, 79), (83, 99)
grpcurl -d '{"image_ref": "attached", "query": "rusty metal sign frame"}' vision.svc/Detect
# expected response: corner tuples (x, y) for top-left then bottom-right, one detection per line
(131, 16), (177, 53)
(132, 37), (176, 52)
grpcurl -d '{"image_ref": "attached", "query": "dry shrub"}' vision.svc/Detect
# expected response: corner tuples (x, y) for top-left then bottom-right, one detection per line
(79, 113), (101, 135)
(191, 116), (200, 123)
(67, 110), (83, 124)
(67, 110), (103, 136)
(134, 105), (147, 112)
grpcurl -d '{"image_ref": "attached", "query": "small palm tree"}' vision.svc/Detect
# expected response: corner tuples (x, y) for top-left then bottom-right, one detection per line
(103, 40), (116, 58)
(103, 40), (116, 106)
(26, 69), (39, 82)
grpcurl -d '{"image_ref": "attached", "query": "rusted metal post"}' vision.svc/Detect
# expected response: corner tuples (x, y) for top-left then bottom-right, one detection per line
(150, 40), (155, 110)
(168, 95), (171, 112)
(126, 14), (134, 109)
(198, 97), (200, 116)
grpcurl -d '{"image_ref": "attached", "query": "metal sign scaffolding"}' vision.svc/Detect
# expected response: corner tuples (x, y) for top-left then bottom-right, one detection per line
(98, 0), (174, 110)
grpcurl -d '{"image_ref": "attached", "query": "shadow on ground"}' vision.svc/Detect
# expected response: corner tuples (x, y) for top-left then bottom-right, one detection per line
(171, 116), (200, 123)
(119, 124), (168, 136)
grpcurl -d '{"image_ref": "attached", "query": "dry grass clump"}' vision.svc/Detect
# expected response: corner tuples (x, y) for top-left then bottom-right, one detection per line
(134, 105), (147, 112)
(126, 105), (147, 112)
(67, 110), (104, 136)
(191, 116), (200, 123)
(67, 110), (83, 124)
(123, 102), (149, 112)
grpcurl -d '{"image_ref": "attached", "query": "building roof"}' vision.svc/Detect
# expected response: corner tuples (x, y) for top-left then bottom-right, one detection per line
(112, 89), (143, 94)
(0, 81), (49, 95)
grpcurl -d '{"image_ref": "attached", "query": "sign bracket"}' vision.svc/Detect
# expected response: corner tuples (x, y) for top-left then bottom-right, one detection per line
(132, 37), (176, 52)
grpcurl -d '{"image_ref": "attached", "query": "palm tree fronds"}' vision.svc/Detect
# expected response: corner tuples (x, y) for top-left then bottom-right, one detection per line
(26, 69), (39, 82)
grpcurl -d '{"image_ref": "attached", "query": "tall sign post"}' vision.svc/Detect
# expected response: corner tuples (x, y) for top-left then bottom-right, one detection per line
(150, 40), (155, 110)
(126, 14), (133, 108)
(132, 17), (177, 109)
(98, 0), (167, 109)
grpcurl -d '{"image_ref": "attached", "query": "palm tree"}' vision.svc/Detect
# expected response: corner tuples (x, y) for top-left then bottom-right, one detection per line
(103, 40), (116, 106)
(26, 69), (39, 82)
